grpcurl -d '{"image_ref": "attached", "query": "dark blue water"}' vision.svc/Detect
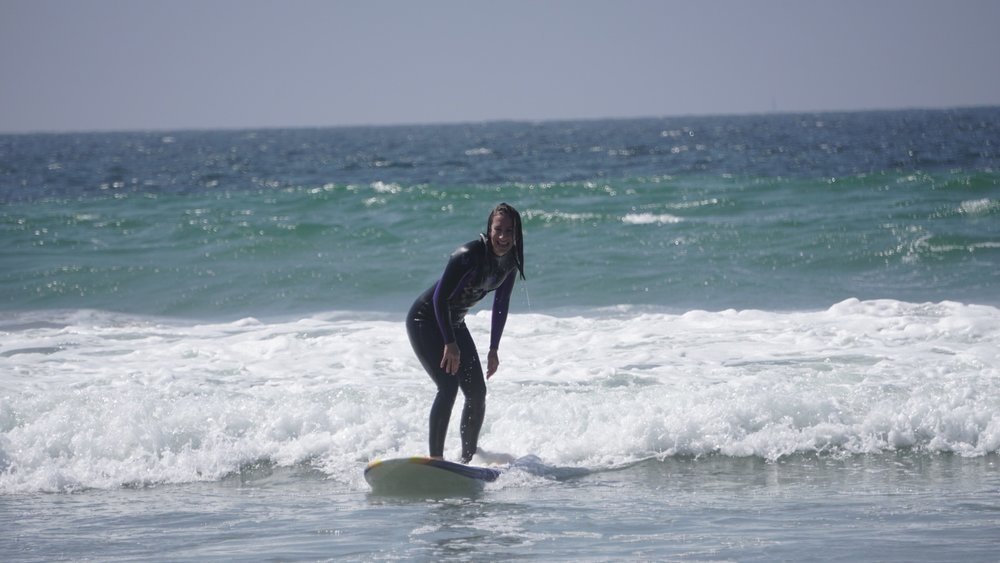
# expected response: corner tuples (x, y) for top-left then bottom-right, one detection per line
(4, 109), (999, 202)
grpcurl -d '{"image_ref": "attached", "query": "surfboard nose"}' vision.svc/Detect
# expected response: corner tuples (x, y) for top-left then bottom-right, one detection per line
(364, 456), (503, 496)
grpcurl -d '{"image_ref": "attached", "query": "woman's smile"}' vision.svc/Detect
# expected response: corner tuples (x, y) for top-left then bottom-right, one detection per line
(489, 214), (515, 256)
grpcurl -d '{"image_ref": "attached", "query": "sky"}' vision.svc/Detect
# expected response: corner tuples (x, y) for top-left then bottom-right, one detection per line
(2, 0), (999, 134)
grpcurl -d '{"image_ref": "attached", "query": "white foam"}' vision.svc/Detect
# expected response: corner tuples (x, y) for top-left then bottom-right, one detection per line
(621, 213), (682, 225)
(1, 299), (998, 492)
(523, 210), (601, 223)
(958, 198), (998, 216)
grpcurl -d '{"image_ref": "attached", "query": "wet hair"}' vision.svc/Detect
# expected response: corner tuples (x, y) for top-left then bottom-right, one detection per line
(486, 202), (525, 280)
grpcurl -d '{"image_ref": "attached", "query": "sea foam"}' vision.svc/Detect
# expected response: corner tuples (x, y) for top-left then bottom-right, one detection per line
(1, 299), (997, 492)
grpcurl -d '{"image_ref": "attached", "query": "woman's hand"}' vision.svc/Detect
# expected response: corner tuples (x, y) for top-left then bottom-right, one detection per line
(440, 342), (461, 375)
(487, 349), (500, 379)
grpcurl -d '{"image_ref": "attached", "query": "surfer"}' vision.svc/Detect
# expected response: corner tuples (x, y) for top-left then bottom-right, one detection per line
(406, 203), (526, 464)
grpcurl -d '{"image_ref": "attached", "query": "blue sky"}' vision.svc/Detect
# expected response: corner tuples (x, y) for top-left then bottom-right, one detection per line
(2, 0), (999, 133)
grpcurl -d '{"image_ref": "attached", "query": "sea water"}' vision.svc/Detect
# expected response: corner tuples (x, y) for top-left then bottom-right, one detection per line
(2, 109), (999, 560)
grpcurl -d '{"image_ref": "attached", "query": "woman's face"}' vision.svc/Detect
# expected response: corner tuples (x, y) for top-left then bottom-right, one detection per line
(489, 213), (515, 257)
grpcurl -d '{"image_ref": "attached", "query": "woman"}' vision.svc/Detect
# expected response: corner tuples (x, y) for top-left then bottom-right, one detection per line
(406, 203), (526, 464)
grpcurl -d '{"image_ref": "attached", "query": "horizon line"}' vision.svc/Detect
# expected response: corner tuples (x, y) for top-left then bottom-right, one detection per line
(2, 103), (997, 137)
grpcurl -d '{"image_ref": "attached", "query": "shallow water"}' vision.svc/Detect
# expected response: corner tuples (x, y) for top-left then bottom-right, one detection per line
(3, 454), (998, 561)
(2, 303), (999, 560)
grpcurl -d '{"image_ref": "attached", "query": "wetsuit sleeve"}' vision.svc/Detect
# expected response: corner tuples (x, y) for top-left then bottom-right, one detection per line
(432, 247), (476, 344)
(489, 271), (516, 351)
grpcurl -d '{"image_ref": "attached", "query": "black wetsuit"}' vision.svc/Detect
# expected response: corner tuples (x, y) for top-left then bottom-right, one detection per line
(406, 234), (518, 463)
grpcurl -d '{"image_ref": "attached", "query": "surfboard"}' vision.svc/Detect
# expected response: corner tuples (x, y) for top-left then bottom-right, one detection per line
(364, 456), (503, 496)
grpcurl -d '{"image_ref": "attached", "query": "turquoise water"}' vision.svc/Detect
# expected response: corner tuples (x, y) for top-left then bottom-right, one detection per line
(2, 109), (999, 560)
(2, 109), (998, 317)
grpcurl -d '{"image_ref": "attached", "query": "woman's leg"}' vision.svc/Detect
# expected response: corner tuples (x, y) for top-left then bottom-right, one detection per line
(406, 312), (458, 458)
(407, 311), (487, 462)
(454, 326), (487, 463)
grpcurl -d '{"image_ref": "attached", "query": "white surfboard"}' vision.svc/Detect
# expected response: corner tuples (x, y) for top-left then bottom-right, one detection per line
(364, 456), (503, 496)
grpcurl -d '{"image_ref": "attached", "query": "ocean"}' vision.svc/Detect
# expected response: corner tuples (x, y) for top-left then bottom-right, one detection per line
(1, 108), (999, 561)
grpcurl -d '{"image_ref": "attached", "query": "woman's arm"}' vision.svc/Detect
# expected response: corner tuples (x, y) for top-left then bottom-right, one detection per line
(432, 246), (476, 345)
(432, 244), (478, 374)
(487, 272), (516, 377)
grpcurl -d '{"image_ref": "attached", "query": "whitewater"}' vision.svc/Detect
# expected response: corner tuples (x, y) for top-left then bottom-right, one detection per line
(3, 298), (997, 495)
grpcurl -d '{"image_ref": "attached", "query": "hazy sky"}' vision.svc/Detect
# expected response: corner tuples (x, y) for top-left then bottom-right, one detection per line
(2, 0), (999, 133)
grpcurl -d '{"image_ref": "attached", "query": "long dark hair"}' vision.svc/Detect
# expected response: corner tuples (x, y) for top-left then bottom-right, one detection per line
(487, 202), (525, 280)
